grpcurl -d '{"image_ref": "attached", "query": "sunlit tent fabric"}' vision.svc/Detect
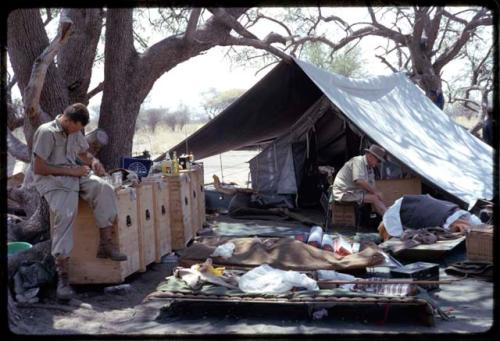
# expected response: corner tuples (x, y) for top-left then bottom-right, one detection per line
(168, 58), (494, 209)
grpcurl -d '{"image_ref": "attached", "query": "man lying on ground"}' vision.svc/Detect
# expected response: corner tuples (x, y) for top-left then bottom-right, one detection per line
(378, 194), (482, 241)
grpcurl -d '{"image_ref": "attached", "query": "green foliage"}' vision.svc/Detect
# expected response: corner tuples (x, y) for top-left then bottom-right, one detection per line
(301, 42), (366, 77)
(201, 88), (245, 119)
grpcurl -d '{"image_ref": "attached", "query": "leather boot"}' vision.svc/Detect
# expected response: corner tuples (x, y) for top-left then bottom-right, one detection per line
(54, 256), (75, 300)
(96, 226), (127, 261)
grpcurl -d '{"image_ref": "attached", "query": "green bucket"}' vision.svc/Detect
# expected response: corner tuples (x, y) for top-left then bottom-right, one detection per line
(8, 242), (33, 255)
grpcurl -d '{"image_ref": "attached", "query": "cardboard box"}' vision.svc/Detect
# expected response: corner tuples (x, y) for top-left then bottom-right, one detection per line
(331, 202), (356, 226)
(466, 225), (493, 262)
(69, 187), (141, 284)
(375, 177), (421, 207)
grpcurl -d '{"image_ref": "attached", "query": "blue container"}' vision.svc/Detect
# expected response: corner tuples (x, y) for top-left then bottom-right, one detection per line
(121, 157), (153, 179)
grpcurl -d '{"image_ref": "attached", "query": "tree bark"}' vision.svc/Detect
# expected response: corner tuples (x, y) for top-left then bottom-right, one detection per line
(58, 9), (104, 105)
(86, 128), (109, 155)
(7, 9), (68, 123)
(97, 8), (249, 169)
(8, 240), (52, 280)
(8, 197), (50, 243)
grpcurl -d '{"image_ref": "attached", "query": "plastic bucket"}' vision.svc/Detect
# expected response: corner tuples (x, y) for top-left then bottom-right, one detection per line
(8, 242), (33, 255)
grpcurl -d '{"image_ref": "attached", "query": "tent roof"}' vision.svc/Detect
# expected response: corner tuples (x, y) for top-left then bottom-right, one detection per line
(168, 58), (493, 208)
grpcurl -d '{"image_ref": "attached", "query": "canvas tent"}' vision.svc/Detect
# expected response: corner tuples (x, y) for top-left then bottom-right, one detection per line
(167, 58), (494, 210)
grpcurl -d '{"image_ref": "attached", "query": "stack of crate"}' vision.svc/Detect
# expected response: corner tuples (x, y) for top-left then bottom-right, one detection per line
(68, 163), (206, 284)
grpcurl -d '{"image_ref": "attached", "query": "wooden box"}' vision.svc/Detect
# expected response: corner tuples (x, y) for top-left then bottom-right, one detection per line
(69, 187), (140, 284)
(165, 173), (194, 250)
(136, 183), (156, 271)
(331, 202), (356, 226)
(466, 225), (493, 262)
(182, 165), (205, 235)
(142, 177), (172, 262)
(182, 169), (199, 237)
(375, 177), (421, 207)
(192, 163), (206, 230)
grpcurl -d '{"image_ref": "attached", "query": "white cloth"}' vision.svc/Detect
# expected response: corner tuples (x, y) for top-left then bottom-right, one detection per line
(443, 209), (482, 230)
(382, 197), (404, 237)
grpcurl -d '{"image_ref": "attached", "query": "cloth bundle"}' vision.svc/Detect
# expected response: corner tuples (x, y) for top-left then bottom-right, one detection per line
(393, 226), (464, 253)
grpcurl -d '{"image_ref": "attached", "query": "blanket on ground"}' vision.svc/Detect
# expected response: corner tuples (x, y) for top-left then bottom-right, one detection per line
(178, 236), (384, 271)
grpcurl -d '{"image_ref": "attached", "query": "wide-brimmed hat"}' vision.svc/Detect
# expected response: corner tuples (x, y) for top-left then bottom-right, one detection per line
(364, 144), (386, 162)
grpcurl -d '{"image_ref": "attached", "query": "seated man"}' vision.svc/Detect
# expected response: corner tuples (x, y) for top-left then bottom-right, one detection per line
(32, 103), (127, 300)
(331, 144), (387, 216)
(378, 194), (482, 241)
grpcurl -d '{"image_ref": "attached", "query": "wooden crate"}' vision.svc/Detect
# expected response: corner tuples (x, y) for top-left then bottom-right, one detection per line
(142, 177), (172, 262)
(69, 187), (140, 284)
(375, 177), (421, 207)
(466, 225), (493, 262)
(192, 163), (206, 230)
(181, 169), (199, 237)
(136, 183), (156, 271)
(165, 173), (194, 250)
(331, 202), (356, 226)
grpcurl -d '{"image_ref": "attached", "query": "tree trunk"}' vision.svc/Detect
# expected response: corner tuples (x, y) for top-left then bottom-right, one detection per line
(7, 9), (68, 124)
(8, 240), (52, 280)
(86, 128), (109, 155)
(58, 9), (104, 105)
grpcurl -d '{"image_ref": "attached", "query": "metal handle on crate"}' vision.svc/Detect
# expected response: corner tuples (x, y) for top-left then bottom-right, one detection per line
(161, 205), (166, 215)
(145, 209), (151, 220)
(126, 215), (132, 226)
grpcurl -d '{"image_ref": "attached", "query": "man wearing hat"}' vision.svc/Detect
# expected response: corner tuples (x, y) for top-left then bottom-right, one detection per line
(331, 144), (387, 216)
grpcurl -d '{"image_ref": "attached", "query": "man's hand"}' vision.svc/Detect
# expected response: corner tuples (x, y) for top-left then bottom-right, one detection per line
(91, 158), (106, 176)
(374, 191), (384, 201)
(71, 165), (91, 177)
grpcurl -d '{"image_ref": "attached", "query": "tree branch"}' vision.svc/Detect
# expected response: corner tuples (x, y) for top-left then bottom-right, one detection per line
(375, 55), (398, 72)
(367, 6), (406, 45)
(426, 7), (443, 49)
(184, 8), (201, 42)
(86, 82), (104, 102)
(23, 9), (74, 127)
(7, 129), (30, 163)
(255, 12), (293, 38)
(433, 9), (492, 72)
(221, 36), (292, 62)
(207, 7), (258, 40)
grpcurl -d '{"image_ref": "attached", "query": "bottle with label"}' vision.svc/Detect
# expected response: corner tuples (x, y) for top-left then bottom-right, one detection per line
(161, 152), (172, 175)
(172, 151), (179, 175)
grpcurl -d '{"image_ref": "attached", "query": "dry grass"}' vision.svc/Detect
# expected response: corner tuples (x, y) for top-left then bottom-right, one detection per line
(132, 123), (204, 158)
(453, 115), (479, 130)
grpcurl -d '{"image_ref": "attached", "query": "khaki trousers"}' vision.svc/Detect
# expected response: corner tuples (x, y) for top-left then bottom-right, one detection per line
(46, 175), (118, 257)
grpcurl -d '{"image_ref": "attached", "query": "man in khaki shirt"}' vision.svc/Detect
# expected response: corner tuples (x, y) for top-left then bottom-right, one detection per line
(32, 103), (127, 300)
(331, 144), (387, 216)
